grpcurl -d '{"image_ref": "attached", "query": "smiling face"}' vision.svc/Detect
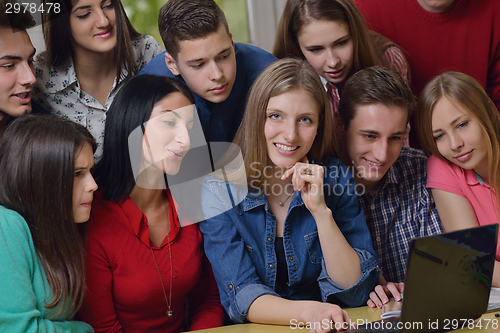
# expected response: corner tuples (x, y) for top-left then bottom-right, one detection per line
(297, 19), (354, 86)
(431, 96), (489, 179)
(0, 27), (36, 123)
(264, 88), (320, 168)
(142, 92), (195, 175)
(69, 0), (117, 56)
(72, 143), (97, 223)
(342, 103), (407, 192)
(165, 24), (236, 104)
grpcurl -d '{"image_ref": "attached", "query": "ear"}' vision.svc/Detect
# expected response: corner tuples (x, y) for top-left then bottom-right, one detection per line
(334, 112), (345, 136)
(165, 52), (180, 76)
(230, 32), (235, 48)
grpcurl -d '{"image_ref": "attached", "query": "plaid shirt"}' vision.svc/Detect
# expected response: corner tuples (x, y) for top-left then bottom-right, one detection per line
(358, 147), (443, 283)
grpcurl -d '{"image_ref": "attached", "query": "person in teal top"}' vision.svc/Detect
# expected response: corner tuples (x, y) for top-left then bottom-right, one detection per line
(0, 115), (98, 332)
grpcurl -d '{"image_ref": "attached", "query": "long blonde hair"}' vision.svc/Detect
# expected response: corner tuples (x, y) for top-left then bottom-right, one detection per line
(232, 58), (337, 191)
(418, 71), (500, 216)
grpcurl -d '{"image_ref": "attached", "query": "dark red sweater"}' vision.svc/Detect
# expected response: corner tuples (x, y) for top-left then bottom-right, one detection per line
(78, 191), (224, 332)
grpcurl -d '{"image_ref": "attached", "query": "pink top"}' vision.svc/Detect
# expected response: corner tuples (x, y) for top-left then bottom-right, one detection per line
(426, 154), (500, 260)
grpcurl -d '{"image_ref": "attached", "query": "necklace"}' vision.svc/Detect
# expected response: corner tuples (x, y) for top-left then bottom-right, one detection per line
(149, 200), (174, 318)
(278, 192), (293, 206)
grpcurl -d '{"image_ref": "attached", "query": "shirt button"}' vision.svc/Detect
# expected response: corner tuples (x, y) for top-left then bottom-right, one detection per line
(376, 237), (381, 242)
(371, 204), (376, 210)
(268, 237), (273, 242)
(228, 284), (233, 290)
(289, 257), (294, 261)
(286, 227), (289, 231)
(269, 264), (275, 269)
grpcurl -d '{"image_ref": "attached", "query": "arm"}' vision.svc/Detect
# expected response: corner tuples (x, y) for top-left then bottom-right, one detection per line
(186, 254), (225, 330)
(77, 219), (123, 333)
(0, 210), (93, 333)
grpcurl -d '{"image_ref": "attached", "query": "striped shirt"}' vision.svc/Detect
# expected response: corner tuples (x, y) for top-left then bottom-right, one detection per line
(358, 147), (443, 283)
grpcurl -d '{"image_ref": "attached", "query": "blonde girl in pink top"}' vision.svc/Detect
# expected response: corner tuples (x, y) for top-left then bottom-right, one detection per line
(418, 71), (500, 286)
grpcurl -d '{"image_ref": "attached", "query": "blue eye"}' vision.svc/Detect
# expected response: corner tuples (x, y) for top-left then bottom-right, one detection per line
(434, 133), (444, 141)
(268, 113), (281, 120)
(458, 121), (468, 129)
(300, 117), (312, 124)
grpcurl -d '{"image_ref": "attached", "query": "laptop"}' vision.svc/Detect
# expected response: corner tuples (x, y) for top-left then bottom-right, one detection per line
(343, 224), (498, 333)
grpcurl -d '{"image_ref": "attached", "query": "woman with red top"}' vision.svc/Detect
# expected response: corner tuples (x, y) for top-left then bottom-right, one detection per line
(78, 74), (224, 332)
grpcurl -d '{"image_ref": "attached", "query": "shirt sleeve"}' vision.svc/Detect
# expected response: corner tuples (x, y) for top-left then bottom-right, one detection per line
(0, 210), (94, 333)
(134, 35), (164, 72)
(319, 160), (380, 307)
(199, 180), (279, 324)
(186, 253), (225, 330)
(383, 46), (408, 83)
(426, 154), (465, 197)
(77, 217), (124, 333)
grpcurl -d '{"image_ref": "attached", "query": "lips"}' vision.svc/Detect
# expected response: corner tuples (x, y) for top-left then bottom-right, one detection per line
(168, 149), (186, 161)
(95, 29), (112, 39)
(80, 199), (93, 208)
(209, 84), (227, 94)
(13, 91), (31, 104)
(326, 67), (344, 79)
(274, 143), (300, 156)
(454, 150), (473, 163)
(363, 158), (385, 170)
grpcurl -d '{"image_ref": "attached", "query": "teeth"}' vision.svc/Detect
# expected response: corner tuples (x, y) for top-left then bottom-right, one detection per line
(18, 93), (27, 99)
(275, 143), (298, 151)
(365, 159), (383, 167)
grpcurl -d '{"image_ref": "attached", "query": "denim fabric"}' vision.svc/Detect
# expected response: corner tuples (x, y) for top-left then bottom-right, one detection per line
(199, 156), (380, 323)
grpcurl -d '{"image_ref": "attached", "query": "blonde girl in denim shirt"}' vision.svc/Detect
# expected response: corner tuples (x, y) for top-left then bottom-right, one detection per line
(200, 58), (379, 332)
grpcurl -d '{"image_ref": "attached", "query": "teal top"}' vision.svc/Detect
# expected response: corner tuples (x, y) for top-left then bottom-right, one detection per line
(0, 205), (93, 332)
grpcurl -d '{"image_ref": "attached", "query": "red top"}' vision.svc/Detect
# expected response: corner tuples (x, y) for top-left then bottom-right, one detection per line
(78, 190), (224, 332)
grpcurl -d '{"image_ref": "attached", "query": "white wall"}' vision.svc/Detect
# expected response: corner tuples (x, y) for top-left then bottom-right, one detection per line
(246, 0), (286, 53)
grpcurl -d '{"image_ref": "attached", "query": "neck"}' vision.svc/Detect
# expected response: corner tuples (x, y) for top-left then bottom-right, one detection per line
(72, 46), (116, 80)
(264, 166), (295, 198)
(135, 166), (166, 191)
(130, 186), (166, 213)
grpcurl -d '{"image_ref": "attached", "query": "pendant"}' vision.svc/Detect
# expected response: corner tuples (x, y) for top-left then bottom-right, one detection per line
(278, 201), (283, 206)
(167, 309), (174, 318)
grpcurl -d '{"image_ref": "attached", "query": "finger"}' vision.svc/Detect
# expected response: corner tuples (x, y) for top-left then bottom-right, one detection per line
(331, 310), (349, 331)
(367, 298), (376, 308)
(374, 285), (389, 305)
(386, 282), (402, 301)
(369, 291), (383, 309)
(281, 164), (297, 181)
(398, 282), (405, 294)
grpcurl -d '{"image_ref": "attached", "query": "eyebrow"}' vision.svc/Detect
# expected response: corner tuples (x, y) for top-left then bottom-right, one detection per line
(305, 34), (349, 48)
(73, 0), (107, 12)
(0, 48), (36, 62)
(186, 47), (231, 64)
(359, 129), (406, 136)
(432, 115), (467, 134)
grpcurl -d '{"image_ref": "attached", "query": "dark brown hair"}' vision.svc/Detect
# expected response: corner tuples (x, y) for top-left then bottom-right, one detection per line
(338, 66), (415, 130)
(0, 0), (35, 30)
(233, 58), (337, 190)
(273, 0), (379, 72)
(42, 0), (142, 83)
(158, 0), (229, 60)
(418, 71), (500, 216)
(0, 114), (96, 318)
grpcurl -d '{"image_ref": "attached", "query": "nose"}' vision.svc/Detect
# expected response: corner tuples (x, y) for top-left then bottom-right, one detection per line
(209, 61), (223, 81)
(95, 9), (110, 28)
(19, 61), (36, 87)
(175, 124), (190, 149)
(326, 49), (340, 68)
(88, 174), (98, 192)
(372, 140), (388, 162)
(282, 121), (298, 142)
(449, 133), (464, 150)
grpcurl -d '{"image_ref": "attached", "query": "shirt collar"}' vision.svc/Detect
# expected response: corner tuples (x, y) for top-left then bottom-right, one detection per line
(44, 59), (79, 94)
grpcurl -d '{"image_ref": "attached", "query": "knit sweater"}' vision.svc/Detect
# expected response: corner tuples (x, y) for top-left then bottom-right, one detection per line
(78, 191), (224, 332)
(354, 0), (500, 110)
(0, 205), (93, 332)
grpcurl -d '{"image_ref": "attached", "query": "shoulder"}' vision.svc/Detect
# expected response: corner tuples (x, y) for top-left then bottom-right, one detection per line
(138, 51), (175, 77)
(0, 206), (33, 252)
(132, 35), (161, 51)
(390, 147), (428, 182)
(234, 43), (276, 69)
(319, 155), (355, 185)
(201, 175), (248, 210)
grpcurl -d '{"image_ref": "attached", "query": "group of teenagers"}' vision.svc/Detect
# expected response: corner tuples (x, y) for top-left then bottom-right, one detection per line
(0, 0), (499, 332)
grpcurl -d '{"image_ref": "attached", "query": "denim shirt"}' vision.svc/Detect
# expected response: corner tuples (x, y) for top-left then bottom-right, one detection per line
(199, 156), (379, 323)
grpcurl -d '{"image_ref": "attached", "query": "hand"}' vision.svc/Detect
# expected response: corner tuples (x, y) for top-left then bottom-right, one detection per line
(281, 157), (325, 214)
(367, 282), (404, 308)
(299, 302), (354, 333)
